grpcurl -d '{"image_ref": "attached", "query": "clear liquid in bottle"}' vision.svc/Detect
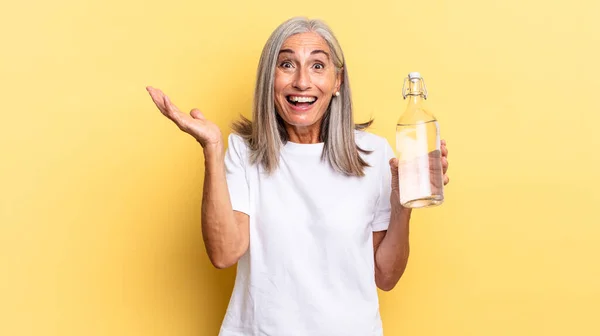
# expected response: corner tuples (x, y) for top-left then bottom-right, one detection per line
(395, 72), (444, 208)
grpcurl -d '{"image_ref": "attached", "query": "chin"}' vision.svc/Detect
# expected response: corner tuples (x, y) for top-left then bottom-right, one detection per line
(283, 112), (322, 128)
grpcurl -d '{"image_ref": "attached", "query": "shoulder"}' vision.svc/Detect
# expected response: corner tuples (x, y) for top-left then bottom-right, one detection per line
(354, 130), (393, 153)
(225, 132), (252, 166)
(227, 132), (250, 152)
(354, 130), (395, 169)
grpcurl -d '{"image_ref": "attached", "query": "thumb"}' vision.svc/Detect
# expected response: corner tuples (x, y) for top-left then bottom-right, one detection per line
(389, 158), (400, 200)
(190, 108), (205, 120)
(389, 157), (399, 186)
(389, 157), (399, 175)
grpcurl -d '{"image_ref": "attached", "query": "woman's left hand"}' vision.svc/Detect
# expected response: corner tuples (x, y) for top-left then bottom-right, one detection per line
(441, 139), (449, 185)
(389, 139), (450, 203)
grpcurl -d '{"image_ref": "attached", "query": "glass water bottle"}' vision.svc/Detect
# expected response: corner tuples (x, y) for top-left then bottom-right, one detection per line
(395, 72), (444, 208)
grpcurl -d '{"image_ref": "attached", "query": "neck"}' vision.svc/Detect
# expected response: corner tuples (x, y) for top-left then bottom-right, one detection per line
(285, 121), (322, 144)
(408, 94), (424, 105)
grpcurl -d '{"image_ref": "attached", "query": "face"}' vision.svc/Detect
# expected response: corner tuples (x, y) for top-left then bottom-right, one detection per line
(274, 32), (342, 137)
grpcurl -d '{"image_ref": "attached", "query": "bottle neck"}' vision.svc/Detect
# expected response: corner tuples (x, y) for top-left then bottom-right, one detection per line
(406, 78), (426, 98)
(406, 80), (426, 110)
(407, 94), (425, 105)
(399, 76), (435, 123)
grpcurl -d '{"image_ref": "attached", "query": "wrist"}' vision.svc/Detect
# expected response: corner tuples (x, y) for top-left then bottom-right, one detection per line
(203, 141), (224, 162)
(392, 202), (412, 217)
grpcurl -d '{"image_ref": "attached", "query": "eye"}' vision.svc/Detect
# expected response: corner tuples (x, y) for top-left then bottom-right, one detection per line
(280, 61), (293, 68)
(313, 63), (325, 70)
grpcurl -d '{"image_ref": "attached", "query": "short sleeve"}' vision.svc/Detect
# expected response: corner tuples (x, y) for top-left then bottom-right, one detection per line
(224, 133), (250, 215)
(371, 139), (395, 232)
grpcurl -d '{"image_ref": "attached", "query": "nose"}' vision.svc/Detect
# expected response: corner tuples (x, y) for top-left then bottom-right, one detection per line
(292, 67), (311, 91)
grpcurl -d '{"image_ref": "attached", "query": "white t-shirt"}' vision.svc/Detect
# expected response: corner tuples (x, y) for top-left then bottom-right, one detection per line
(219, 130), (395, 336)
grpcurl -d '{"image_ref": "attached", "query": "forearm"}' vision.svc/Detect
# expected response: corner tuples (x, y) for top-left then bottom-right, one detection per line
(374, 205), (412, 291)
(201, 143), (247, 268)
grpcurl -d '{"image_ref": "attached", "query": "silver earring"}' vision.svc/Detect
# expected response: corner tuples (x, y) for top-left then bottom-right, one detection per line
(334, 91), (340, 97)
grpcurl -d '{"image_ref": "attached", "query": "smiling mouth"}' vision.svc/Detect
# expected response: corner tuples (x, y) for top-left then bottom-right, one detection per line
(286, 95), (318, 106)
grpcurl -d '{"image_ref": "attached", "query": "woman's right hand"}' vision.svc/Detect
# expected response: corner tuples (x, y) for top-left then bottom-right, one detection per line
(146, 86), (222, 149)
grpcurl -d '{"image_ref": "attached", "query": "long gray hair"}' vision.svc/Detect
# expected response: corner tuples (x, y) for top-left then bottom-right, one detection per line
(233, 16), (372, 176)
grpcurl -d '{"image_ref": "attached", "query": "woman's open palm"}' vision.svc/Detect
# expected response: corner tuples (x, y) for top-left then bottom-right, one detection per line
(146, 86), (222, 148)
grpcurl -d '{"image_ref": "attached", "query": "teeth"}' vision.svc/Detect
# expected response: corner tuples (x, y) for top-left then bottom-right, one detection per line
(289, 96), (316, 103)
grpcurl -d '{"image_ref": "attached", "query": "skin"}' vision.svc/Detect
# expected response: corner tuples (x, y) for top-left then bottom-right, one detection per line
(273, 32), (341, 143)
(146, 88), (249, 269)
(374, 140), (449, 291)
(145, 32), (450, 290)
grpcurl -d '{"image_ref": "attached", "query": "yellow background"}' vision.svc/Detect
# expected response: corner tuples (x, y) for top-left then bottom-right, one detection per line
(2, 0), (599, 335)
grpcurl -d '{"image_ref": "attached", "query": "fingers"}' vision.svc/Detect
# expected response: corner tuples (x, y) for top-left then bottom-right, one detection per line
(147, 86), (167, 114)
(146, 86), (175, 114)
(443, 174), (450, 186)
(146, 87), (187, 128)
(441, 141), (448, 158)
(389, 158), (399, 181)
(440, 139), (449, 177)
(147, 86), (180, 123)
(163, 95), (183, 125)
(190, 108), (205, 120)
(389, 158), (399, 194)
(389, 157), (398, 170)
(442, 156), (448, 174)
(147, 86), (203, 123)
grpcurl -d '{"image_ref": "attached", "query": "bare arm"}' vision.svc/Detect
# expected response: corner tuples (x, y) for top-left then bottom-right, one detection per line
(202, 144), (249, 269)
(372, 181), (412, 292)
(373, 141), (449, 291)
(146, 86), (249, 269)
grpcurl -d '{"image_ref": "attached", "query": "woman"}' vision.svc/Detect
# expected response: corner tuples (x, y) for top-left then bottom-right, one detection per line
(147, 16), (449, 336)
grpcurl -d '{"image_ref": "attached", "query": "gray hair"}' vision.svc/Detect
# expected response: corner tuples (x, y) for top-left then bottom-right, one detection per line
(233, 16), (372, 176)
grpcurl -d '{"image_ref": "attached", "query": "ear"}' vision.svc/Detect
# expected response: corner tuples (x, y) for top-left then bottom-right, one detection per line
(335, 67), (344, 93)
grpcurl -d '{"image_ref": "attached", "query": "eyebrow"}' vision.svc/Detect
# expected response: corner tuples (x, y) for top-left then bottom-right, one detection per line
(278, 49), (330, 59)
